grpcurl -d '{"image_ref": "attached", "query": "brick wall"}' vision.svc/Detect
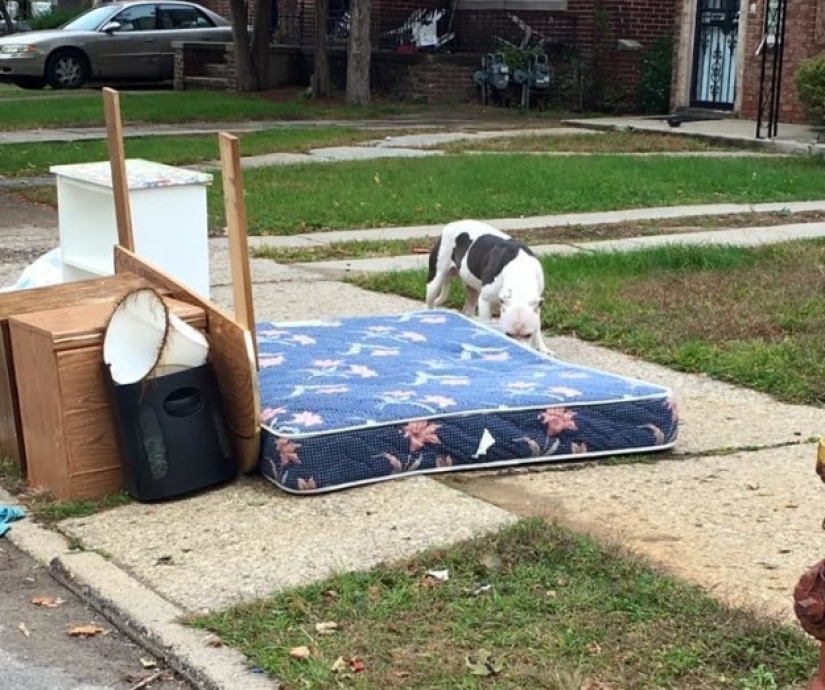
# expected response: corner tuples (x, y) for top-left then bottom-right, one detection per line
(740, 0), (825, 124)
(195, 0), (679, 111)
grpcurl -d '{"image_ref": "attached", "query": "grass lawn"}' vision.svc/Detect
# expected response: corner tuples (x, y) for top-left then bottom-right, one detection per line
(20, 154), (825, 234)
(352, 240), (825, 407)
(208, 154), (825, 235)
(0, 89), (416, 130)
(252, 210), (825, 264)
(190, 518), (815, 690)
(0, 126), (384, 177)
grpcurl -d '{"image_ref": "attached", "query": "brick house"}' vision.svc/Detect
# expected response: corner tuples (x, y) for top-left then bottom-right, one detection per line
(189, 0), (680, 109)
(671, 0), (825, 124)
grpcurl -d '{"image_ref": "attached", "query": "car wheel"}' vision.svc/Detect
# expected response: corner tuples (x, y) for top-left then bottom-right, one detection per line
(15, 77), (46, 90)
(45, 50), (90, 89)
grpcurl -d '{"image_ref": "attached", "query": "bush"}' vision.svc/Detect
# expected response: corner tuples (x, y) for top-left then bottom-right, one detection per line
(639, 34), (674, 115)
(28, 6), (87, 30)
(795, 52), (825, 125)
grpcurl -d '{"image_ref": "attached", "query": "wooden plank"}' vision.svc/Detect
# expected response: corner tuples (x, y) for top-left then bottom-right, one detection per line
(102, 87), (134, 251)
(0, 273), (154, 472)
(114, 246), (261, 473)
(218, 132), (258, 368)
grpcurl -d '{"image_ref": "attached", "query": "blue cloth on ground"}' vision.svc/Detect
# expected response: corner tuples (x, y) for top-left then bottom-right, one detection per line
(0, 505), (26, 536)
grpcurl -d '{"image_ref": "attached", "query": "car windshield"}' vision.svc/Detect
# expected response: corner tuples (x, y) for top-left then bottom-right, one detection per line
(60, 5), (121, 31)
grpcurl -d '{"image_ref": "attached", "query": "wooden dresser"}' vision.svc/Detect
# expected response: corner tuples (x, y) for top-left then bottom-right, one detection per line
(9, 296), (206, 500)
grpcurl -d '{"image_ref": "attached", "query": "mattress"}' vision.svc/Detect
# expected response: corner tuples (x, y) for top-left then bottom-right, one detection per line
(256, 310), (679, 494)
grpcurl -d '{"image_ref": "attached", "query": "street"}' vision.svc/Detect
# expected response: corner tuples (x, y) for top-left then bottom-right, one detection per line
(0, 537), (190, 690)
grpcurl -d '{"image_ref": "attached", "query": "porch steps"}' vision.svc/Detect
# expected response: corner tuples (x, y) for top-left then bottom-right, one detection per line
(183, 76), (228, 91)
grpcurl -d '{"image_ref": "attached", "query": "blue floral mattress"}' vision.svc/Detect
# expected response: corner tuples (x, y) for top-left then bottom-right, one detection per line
(256, 310), (679, 494)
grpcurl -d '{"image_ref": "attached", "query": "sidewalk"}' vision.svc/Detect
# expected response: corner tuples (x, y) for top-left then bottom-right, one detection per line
(3, 118), (825, 689)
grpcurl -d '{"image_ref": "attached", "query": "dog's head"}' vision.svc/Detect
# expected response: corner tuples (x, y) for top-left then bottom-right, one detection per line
(499, 289), (543, 344)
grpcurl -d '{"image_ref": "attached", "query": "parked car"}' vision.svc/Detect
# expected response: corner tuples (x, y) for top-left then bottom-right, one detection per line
(0, 0), (232, 90)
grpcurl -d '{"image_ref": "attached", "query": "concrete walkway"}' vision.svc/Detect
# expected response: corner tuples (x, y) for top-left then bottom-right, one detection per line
(2, 117), (825, 689)
(564, 114), (825, 155)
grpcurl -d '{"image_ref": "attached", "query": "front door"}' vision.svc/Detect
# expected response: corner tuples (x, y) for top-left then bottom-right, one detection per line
(690, 0), (740, 109)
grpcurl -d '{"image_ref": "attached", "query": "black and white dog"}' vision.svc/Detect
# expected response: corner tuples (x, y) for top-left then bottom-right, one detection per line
(426, 219), (552, 354)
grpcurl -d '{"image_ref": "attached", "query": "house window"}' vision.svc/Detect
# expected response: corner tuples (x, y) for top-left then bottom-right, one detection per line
(457, 0), (567, 10)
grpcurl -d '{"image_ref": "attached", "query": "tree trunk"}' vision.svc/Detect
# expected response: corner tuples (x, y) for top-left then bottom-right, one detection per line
(1, 1), (14, 35)
(346, 0), (371, 105)
(228, 0), (256, 91)
(312, 0), (330, 97)
(250, 0), (272, 89)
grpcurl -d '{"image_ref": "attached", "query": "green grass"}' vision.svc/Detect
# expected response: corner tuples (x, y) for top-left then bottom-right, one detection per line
(352, 240), (825, 406)
(0, 456), (130, 525)
(203, 154), (825, 235)
(0, 89), (415, 130)
(0, 126), (380, 177)
(190, 518), (816, 689)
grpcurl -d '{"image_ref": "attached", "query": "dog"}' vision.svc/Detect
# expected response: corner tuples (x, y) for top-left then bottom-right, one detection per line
(426, 219), (552, 355)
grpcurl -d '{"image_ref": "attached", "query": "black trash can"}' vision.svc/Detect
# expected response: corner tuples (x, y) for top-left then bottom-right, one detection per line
(105, 363), (237, 502)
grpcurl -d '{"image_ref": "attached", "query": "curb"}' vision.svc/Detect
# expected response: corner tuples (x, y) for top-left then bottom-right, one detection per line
(0, 487), (279, 690)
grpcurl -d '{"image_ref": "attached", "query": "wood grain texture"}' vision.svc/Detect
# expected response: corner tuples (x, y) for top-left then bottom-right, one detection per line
(114, 246), (261, 473)
(102, 87), (134, 251)
(218, 132), (259, 367)
(9, 298), (208, 500)
(9, 322), (68, 497)
(0, 273), (152, 472)
(817, 0), (825, 45)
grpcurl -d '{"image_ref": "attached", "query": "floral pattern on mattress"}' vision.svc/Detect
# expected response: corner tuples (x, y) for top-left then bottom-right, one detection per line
(256, 310), (679, 494)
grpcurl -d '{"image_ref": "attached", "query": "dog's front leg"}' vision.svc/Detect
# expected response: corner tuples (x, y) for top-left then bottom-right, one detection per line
(477, 296), (494, 323)
(531, 328), (554, 357)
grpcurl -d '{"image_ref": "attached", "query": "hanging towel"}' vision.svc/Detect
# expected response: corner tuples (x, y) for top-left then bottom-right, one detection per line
(0, 505), (25, 537)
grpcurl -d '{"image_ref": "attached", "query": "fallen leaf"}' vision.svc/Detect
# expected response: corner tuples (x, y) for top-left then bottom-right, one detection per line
(394, 671), (411, 679)
(412, 247), (430, 254)
(289, 646), (311, 661)
(587, 642), (602, 655)
(331, 656), (349, 673)
(481, 553), (502, 571)
(321, 590), (339, 600)
(465, 648), (503, 677)
(368, 586), (381, 600)
(18, 622), (31, 638)
(31, 595), (65, 608)
(315, 621), (338, 635)
(204, 634), (223, 647)
(67, 624), (107, 637)
(349, 658), (366, 673)
(421, 575), (443, 588)
(425, 569), (449, 581)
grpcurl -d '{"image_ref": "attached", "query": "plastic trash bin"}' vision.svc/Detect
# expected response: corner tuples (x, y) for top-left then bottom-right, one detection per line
(105, 362), (236, 502)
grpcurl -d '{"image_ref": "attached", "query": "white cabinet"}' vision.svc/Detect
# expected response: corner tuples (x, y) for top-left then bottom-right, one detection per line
(50, 159), (214, 298)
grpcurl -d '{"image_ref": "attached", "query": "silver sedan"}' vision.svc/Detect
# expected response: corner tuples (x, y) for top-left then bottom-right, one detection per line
(0, 0), (232, 89)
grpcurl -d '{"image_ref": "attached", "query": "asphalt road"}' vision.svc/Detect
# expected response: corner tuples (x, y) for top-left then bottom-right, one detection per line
(0, 537), (191, 690)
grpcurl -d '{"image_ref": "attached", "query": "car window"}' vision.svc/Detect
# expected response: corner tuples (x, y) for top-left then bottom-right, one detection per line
(158, 4), (215, 29)
(112, 4), (158, 31)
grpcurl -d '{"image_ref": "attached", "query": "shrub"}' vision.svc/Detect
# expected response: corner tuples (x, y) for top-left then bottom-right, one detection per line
(795, 52), (825, 125)
(639, 34), (674, 115)
(28, 6), (87, 31)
